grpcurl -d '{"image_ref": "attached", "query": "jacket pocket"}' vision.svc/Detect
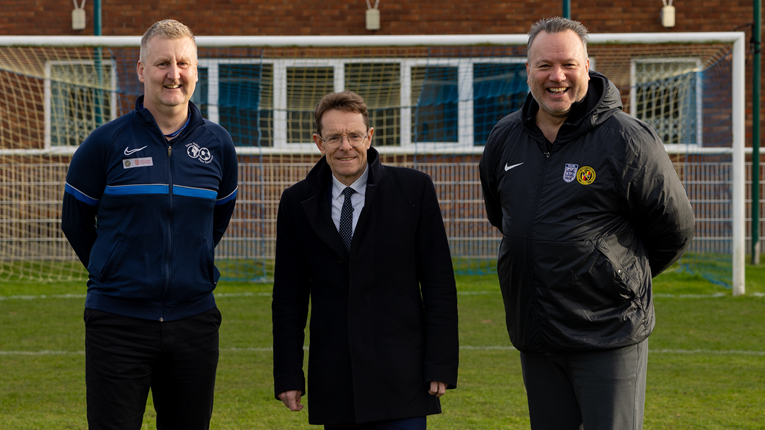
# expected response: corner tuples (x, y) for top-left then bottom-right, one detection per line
(531, 238), (638, 318)
(396, 292), (425, 352)
(591, 234), (645, 301)
(201, 237), (215, 284)
(568, 234), (645, 314)
(96, 234), (127, 282)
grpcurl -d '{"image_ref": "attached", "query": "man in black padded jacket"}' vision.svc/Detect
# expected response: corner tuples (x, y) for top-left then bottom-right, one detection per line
(479, 17), (695, 430)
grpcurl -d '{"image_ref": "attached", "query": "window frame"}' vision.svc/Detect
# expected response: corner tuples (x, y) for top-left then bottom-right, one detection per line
(196, 57), (528, 153)
(44, 59), (118, 149)
(630, 57), (703, 146)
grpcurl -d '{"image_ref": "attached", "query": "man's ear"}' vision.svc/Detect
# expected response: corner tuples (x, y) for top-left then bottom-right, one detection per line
(366, 127), (374, 149)
(137, 61), (145, 83)
(313, 133), (326, 155)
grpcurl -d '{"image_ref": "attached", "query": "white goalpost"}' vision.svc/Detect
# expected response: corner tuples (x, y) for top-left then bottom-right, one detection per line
(0, 32), (747, 292)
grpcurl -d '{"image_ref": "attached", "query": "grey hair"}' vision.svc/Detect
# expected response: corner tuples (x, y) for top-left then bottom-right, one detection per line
(139, 19), (197, 63)
(527, 17), (589, 60)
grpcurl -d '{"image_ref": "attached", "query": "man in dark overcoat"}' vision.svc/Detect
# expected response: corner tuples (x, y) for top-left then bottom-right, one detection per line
(272, 90), (459, 430)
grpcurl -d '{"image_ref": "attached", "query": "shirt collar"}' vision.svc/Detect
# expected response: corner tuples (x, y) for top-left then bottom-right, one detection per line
(331, 165), (368, 200)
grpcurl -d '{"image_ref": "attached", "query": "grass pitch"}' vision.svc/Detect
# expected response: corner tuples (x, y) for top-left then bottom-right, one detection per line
(1, 265), (763, 429)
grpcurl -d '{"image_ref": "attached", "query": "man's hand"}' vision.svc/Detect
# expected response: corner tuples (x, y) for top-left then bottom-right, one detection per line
(428, 381), (447, 398)
(278, 390), (304, 411)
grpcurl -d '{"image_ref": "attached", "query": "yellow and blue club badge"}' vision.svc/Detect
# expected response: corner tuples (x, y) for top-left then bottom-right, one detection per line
(576, 166), (596, 185)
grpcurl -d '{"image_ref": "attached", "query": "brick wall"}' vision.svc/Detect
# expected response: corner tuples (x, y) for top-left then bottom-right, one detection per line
(1, 0), (757, 36)
(1, 0), (761, 143)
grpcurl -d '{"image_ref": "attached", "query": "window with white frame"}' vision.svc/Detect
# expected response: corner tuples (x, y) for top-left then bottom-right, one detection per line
(195, 57), (529, 151)
(45, 60), (117, 147)
(286, 66), (334, 144)
(631, 59), (702, 145)
(194, 61), (274, 147)
(346, 62), (401, 147)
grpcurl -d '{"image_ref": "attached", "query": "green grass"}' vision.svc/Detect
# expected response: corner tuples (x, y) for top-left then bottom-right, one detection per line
(1, 264), (764, 429)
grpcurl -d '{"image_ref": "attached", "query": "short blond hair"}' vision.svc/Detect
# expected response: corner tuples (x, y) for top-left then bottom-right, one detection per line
(140, 19), (197, 63)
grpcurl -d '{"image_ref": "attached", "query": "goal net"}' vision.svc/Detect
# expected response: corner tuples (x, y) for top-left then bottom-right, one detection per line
(0, 33), (747, 292)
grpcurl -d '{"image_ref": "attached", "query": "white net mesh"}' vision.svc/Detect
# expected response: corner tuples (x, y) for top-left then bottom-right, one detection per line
(0, 36), (743, 286)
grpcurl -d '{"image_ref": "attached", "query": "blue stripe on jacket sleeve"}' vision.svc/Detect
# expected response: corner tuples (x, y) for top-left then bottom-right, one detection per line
(173, 185), (217, 200)
(65, 183), (99, 206)
(216, 187), (237, 206)
(104, 184), (169, 195)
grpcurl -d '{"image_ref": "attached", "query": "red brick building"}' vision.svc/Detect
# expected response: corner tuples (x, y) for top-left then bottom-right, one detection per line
(2, 0), (761, 146)
(3, 1), (759, 36)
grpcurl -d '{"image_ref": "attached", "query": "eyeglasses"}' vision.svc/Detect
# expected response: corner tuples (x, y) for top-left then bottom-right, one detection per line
(317, 132), (369, 148)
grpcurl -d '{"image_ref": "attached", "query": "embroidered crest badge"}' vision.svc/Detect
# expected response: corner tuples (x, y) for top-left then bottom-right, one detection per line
(576, 166), (596, 185)
(563, 164), (578, 183)
(186, 142), (213, 164)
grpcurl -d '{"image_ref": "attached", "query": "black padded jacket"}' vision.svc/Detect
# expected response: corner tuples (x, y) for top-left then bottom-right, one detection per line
(479, 71), (695, 354)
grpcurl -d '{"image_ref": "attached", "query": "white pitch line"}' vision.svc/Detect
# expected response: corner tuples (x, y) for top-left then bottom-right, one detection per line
(0, 293), (86, 300)
(0, 292), (273, 301)
(650, 349), (765, 356)
(0, 350), (85, 356)
(216, 292), (272, 298)
(654, 293), (727, 298)
(2, 347), (764, 356)
(2, 291), (763, 301)
(456, 291), (501, 295)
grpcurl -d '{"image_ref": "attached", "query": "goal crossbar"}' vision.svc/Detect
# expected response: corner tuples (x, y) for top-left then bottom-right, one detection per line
(0, 32), (745, 47)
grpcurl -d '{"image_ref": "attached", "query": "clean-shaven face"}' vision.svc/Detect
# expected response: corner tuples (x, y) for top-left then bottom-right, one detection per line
(313, 109), (373, 187)
(526, 29), (590, 121)
(137, 36), (198, 114)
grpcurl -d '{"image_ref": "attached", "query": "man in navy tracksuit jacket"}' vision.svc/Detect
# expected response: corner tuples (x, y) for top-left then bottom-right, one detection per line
(61, 20), (237, 430)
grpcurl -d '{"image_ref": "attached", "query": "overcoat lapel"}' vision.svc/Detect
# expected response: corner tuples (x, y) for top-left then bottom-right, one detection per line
(301, 160), (349, 259)
(346, 148), (383, 256)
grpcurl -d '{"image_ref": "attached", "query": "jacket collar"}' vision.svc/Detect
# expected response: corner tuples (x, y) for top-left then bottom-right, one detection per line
(305, 146), (384, 198)
(132, 96), (204, 141)
(302, 147), (383, 258)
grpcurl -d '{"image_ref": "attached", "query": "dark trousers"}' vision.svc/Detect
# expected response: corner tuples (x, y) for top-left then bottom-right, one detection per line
(520, 339), (649, 430)
(84, 307), (221, 430)
(325, 416), (427, 430)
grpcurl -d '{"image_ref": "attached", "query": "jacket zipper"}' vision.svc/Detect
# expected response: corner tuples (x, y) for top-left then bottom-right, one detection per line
(543, 139), (552, 158)
(526, 140), (553, 350)
(161, 143), (173, 322)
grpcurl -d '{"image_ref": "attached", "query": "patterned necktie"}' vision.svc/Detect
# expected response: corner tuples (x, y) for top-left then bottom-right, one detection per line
(339, 187), (355, 251)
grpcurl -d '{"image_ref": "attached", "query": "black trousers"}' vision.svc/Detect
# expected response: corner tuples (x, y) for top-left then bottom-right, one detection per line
(84, 307), (221, 430)
(520, 339), (649, 430)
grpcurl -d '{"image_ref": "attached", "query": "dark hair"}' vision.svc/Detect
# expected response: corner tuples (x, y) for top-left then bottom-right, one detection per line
(314, 91), (370, 136)
(140, 19), (197, 64)
(527, 17), (589, 60)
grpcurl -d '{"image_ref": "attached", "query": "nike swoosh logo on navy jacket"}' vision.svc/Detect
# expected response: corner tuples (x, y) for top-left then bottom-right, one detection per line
(61, 97), (239, 322)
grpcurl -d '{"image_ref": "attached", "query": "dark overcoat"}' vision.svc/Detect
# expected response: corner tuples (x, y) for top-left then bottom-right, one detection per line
(272, 147), (459, 425)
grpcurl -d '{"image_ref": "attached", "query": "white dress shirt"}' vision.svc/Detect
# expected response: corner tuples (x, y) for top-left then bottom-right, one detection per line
(330, 166), (368, 234)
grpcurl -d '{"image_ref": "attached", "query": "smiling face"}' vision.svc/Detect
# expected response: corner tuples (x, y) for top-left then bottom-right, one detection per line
(526, 29), (590, 124)
(137, 36), (198, 118)
(313, 109), (373, 186)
